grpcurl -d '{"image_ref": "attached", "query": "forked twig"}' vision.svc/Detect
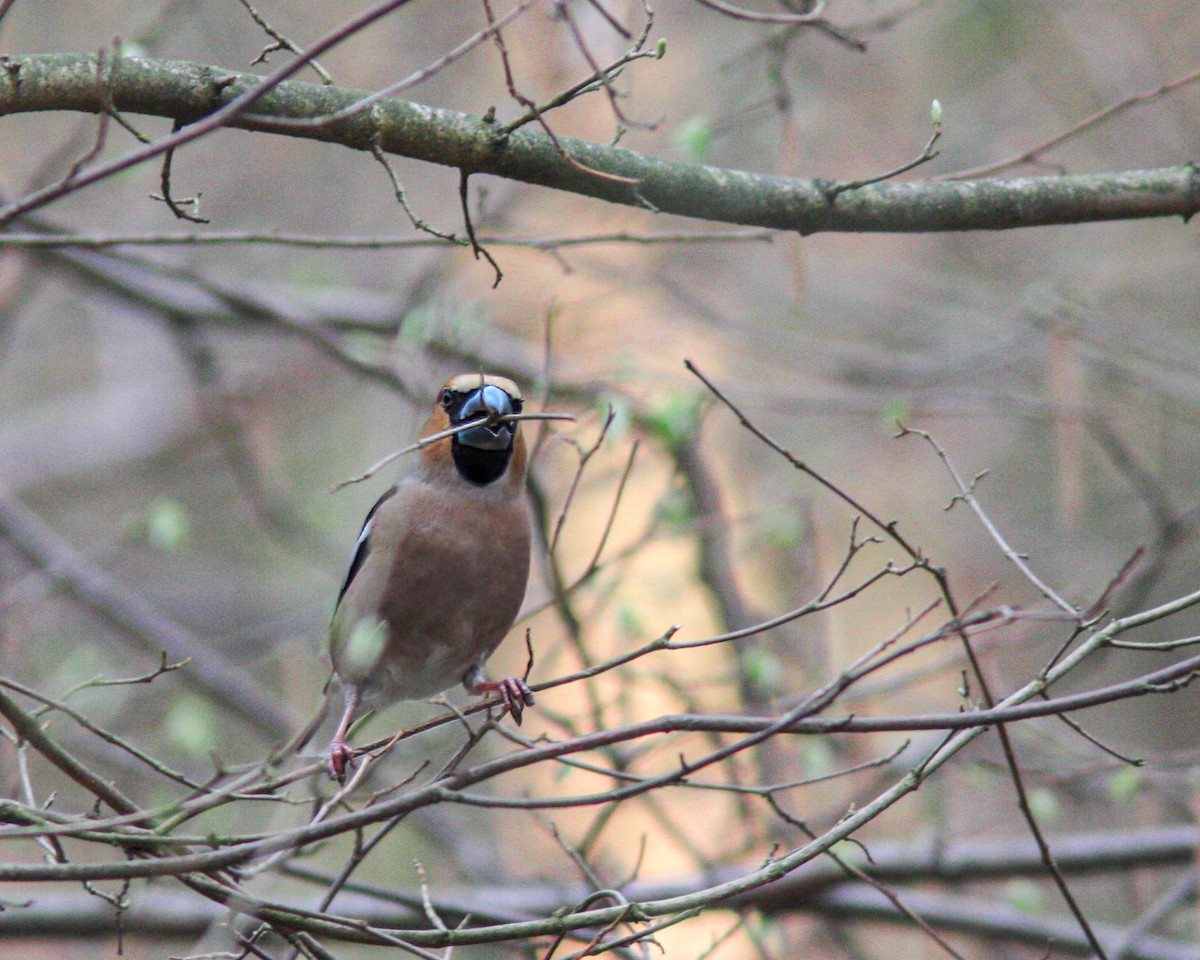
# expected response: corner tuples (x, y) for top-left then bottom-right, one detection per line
(897, 423), (1078, 616)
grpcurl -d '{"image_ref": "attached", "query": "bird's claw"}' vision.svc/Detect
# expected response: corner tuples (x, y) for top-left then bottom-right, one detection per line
(328, 738), (357, 781)
(480, 676), (535, 725)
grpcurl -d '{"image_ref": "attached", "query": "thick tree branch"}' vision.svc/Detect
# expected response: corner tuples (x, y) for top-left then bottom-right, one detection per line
(1, 54), (1198, 232)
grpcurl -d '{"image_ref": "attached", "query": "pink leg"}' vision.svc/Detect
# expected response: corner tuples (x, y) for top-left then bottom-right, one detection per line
(464, 668), (535, 725)
(327, 688), (360, 781)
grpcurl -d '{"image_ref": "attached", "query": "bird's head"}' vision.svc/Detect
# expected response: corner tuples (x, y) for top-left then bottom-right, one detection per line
(421, 374), (526, 488)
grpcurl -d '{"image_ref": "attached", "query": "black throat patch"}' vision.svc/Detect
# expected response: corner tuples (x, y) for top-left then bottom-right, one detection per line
(451, 440), (513, 486)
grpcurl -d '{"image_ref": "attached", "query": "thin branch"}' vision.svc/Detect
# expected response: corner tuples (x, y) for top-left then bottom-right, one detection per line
(823, 122), (941, 198)
(151, 118), (208, 222)
(331, 411), (574, 491)
(1110, 869), (1196, 960)
(692, 0), (828, 25)
(682, 361), (1146, 958)
(811, 884), (1196, 960)
(236, 0), (334, 83)
(368, 137), (460, 243)
(941, 63), (1200, 180)
(0, 228), (777, 249)
(549, 407), (617, 555)
(482, 0), (639, 186)
(0, 686), (138, 815)
(766, 796), (969, 960)
(0, 484), (293, 740)
(898, 423), (1078, 615)
(253, 0), (540, 131)
(0, 673), (207, 792)
(0, 0), (422, 224)
(498, 16), (663, 135)
(458, 169), (502, 287)
(556, 0), (658, 132)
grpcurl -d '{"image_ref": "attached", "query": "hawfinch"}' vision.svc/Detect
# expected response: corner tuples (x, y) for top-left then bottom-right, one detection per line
(327, 374), (533, 779)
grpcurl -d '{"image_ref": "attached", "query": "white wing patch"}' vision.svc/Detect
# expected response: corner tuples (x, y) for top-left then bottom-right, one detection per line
(335, 486), (398, 606)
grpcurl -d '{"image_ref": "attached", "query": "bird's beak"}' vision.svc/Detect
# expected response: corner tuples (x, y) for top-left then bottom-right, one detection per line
(456, 384), (516, 450)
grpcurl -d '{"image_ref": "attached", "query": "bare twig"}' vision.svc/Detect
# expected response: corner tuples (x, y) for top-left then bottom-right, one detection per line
(482, 0), (640, 185)
(0, 228), (777, 249)
(151, 119), (209, 222)
(331, 411), (574, 491)
(691, 0), (827, 24)
(253, 0), (539, 131)
(0, 485), (292, 739)
(236, 0), (334, 83)
(0, 0), (422, 224)
(824, 123), (941, 199)
(458, 169), (502, 287)
(898, 423), (1078, 615)
(940, 64), (1200, 180)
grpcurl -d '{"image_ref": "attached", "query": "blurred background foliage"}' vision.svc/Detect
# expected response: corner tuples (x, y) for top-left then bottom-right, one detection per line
(2, 1), (1200, 958)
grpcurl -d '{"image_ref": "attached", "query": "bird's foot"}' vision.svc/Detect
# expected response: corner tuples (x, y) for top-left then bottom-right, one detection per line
(327, 737), (357, 781)
(475, 676), (535, 725)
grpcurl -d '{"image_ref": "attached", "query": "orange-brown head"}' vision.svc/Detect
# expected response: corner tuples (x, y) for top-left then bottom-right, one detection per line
(418, 374), (527, 492)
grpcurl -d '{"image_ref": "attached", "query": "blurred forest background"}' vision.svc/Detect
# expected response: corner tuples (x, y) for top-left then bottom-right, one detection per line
(2, 1), (1200, 959)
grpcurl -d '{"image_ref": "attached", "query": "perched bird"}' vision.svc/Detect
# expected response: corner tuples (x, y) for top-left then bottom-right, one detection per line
(327, 374), (533, 779)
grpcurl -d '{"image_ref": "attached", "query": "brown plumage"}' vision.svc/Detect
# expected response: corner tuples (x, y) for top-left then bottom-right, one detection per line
(327, 374), (533, 779)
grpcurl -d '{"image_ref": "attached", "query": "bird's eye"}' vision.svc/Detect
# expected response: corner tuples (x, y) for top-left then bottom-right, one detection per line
(440, 389), (455, 408)
(510, 398), (523, 414)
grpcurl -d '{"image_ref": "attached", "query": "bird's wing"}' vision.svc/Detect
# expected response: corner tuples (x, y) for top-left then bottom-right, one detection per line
(335, 485), (399, 607)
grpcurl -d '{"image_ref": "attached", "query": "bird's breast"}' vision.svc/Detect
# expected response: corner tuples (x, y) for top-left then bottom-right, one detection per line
(331, 479), (531, 706)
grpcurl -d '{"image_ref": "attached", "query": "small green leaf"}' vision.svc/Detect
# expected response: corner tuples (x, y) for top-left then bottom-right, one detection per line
(758, 504), (807, 551)
(1027, 786), (1060, 823)
(655, 484), (696, 528)
(166, 695), (218, 755)
(674, 116), (712, 162)
(930, 98), (943, 125)
(801, 738), (835, 780)
(828, 839), (865, 864)
(286, 262), (337, 288)
(1005, 879), (1044, 914)
(743, 647), (783, 699)
(1106, 765), (1142, 803)
(645, 389), (704, 449)
(442, 304), (485, 345)
(145, 497), (191, 551)
(880, 397), (913, 427)
(399, 309), (436, 343)
(655, 38), (667, 59)
(616, 603), (644, 639)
